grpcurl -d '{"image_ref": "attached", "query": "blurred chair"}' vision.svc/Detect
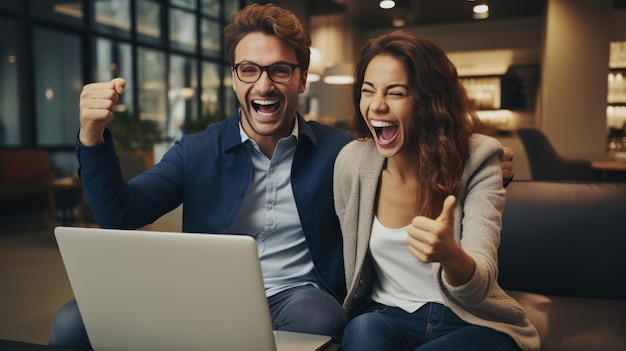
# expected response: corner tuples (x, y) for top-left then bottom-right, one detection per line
(516, 128), (595, 181)
(0, 148), (56, 224)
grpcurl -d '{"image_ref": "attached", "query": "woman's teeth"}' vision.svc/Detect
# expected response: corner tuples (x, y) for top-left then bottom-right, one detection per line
(371, 120), (395, 128)
(370, 120), (398, 142)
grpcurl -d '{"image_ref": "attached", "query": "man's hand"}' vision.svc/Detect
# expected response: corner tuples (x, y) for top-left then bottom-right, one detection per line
(502, 146), (514, 186)
(78, 78), (126, 146)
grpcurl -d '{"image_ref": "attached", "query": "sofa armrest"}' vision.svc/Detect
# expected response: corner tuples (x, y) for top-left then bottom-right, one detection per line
(498, 181), (626, 300)
(507, 290), (626, 351)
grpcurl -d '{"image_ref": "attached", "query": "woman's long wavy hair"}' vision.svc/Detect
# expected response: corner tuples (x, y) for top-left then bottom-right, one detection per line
(349, 30), (487, 218)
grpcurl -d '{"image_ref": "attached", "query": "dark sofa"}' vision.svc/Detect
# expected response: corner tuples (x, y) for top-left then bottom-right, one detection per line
(498, 181), (626, 351)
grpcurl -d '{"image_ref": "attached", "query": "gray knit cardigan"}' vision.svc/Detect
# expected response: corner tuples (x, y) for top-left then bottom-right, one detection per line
(333, 134), (540, 351)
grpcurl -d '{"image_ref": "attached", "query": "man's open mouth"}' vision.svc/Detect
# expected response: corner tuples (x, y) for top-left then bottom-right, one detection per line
(252, 99), (280, 116)
(370, 120), (398, 143)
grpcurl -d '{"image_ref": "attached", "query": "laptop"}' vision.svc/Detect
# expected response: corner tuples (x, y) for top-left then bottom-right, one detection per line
(54, 226), (332, 351)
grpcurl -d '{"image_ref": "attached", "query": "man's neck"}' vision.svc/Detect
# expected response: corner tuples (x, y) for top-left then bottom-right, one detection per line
(238, 109), (297, 159)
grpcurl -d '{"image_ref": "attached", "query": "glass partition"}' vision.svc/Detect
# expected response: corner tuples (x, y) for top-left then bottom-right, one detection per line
(33, 27), (81, 146)
(170, 8), (197, 52)
(201, 18), (221, 57)
(30, 0), (82, 27)
(169, 55), (198, 139)
(0, 2), (21, 12)
(94, 38), (135, 113)
(0, 19), (22, 146)
(137, 0), (161, 44)
(202, 0), (220, 17)
(0, 0), (237, 148)
(94, 0), (132, 38)
(138, 47), (167, 128)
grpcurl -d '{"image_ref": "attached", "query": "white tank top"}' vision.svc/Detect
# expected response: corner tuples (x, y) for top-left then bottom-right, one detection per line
(369, 216), (445, 313)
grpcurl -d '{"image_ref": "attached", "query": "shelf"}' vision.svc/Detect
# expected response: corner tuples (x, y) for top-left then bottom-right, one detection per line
(607, 42), (626, 131)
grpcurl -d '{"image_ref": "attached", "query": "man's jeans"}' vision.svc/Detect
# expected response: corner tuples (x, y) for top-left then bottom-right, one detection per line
(49, 285), (346, 350)
(342, 302), (521, 351)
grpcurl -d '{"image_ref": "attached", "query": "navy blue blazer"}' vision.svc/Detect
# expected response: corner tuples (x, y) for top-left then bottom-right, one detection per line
(76, 112), (353, 300)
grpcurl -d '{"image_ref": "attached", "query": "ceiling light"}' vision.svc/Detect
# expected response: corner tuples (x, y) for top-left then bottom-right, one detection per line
(308, 73), (321, 83)
(473, 4), (489, 19)
(308, 47), (324, 83)
(379, 0), (396, 10)
(473, 4), (489, 13)
(392, 12), (407, 27)
(323, 63), (354, 85)
(392, 18), (406, 27)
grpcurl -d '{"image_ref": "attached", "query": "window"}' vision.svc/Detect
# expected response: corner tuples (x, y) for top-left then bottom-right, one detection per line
(202, 61), (220, 117)
(94, 38), (134, 113)
(0, 19), (22, 146)
(202, 0), (220, 17)
(170, 55), (198, 139)
(30, 0), (82, 27)
(0, 2), (21, 13)
(170, 8), (197, 52)
(0, 0), (238, 149)
(137, 0), (161, 44)
(33, 27), (81, 146)
(94, 0), (132, 38)
(201, 18), (221, 57)
(138, 48), (167, 125)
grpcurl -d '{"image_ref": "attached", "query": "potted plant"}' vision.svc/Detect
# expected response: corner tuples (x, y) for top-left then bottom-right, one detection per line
(107, 110), (164, 167)
(183, 111), (223, 134)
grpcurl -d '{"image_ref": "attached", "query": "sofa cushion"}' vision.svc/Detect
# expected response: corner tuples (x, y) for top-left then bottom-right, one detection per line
(498, 181), (626, 301)
(507, 290), (626, 351)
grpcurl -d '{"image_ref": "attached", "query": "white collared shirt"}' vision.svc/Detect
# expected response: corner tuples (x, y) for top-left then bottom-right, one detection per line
(230, 117), (322, 297)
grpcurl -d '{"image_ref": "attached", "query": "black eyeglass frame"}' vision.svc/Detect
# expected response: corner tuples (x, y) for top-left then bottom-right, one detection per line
(232, 61), (302, 84)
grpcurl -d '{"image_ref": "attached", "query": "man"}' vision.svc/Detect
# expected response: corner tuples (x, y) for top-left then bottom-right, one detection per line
(50, 4), (514, 349)
(50, 5), (350, 349)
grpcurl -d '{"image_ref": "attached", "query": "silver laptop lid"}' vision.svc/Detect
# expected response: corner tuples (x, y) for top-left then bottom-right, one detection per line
(55, 226), (284, 351)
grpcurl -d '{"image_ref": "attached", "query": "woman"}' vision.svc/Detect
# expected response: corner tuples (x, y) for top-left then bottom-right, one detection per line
(333, 31), (539, 351)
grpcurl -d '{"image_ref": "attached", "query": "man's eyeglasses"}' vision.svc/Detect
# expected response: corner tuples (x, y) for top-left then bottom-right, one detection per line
(233, 62), (301, 84)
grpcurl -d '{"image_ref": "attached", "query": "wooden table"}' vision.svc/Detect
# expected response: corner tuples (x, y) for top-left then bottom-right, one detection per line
(592, 161), (626, 171)
(592, 161), (626, 181)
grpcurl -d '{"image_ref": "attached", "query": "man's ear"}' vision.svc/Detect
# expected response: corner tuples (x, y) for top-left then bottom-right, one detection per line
(299, 71), (308, 94)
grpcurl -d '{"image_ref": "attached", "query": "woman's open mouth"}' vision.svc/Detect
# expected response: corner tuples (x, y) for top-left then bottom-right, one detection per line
(371, 120), (398, 144)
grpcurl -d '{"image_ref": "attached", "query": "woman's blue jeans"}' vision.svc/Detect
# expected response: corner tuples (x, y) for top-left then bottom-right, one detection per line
(342, 302), (522, 351)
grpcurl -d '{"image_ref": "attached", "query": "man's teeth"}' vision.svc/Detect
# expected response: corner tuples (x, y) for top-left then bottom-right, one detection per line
(370, 120), (395, 127)
(253, 99), (278, 105)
